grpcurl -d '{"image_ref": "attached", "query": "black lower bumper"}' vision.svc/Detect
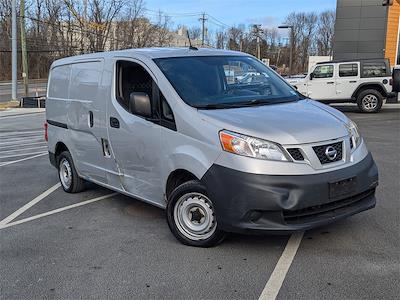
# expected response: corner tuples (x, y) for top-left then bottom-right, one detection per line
(201, 153), (378, 234)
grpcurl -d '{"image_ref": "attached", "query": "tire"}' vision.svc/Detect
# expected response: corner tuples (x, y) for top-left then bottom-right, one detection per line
(356, 89), (383, 113)
(166, 180), (226, 247)
(57, 151), (86, 193)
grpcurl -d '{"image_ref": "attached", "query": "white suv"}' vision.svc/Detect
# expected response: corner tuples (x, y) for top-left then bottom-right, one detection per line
(287, 59), (395, 113)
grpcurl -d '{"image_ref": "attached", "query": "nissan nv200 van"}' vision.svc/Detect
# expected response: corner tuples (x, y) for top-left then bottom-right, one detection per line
(46, 48), (378, 247)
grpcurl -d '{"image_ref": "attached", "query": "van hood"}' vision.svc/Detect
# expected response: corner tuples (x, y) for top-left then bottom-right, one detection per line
(198, 99), (350, 145)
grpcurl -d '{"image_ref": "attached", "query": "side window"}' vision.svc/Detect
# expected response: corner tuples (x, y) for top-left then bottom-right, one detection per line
(69, 61), (101, 100)
(48, 64), (71, 98)
(160, 92), (176, 131)
(361, 62), (387, 77)
(339, 64), (358, 77)
(116, 60), (176, 130)
(313, 65), (334, 78)
(116, 61), (154, 115)
(161, 93), (174, 122)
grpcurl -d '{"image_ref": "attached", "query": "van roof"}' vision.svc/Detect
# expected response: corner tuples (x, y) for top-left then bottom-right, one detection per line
(51, 47), (248, 67)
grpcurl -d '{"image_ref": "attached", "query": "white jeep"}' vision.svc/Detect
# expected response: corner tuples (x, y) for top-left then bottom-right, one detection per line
(286, 59), (396, 113)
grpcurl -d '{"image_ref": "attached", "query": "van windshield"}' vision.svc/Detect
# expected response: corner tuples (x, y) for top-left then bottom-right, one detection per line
(154, 56), (301, 109)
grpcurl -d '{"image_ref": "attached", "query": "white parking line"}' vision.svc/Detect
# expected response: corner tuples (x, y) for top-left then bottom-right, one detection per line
(259, 232), (304, 300)
(0, 112), (44, 119)
(0, 151), (47, 159)
(0, 183), (61, 226)
(0, 141), (46, 150)
(0, 193), (118, 230)
(0, 152), (48, 167)
(0, 138), (44, 146)
(0, 130), (42, 137)
(0, 145), (47, 153)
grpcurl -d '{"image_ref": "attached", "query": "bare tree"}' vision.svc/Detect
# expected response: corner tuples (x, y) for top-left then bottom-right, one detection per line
(188, 26), (201, 40)
(317, 10), (335, 56)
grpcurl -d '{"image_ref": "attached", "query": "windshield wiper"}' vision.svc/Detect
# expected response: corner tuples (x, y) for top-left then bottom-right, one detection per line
(195, 98), (292, 110)
(195, 103), (245, 109)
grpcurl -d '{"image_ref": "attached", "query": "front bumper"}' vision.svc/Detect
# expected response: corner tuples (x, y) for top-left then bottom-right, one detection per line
(201, 152), (378, 233)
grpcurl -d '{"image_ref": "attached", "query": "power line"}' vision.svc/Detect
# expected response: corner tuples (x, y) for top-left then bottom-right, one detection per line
(207, 14), (230, 28)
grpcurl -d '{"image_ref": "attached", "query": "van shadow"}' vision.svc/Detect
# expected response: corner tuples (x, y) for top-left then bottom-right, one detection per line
(85, 183), (289, 247)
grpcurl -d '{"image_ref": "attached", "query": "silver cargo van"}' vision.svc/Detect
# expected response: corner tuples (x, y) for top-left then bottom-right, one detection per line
(46, 48), (378, 247)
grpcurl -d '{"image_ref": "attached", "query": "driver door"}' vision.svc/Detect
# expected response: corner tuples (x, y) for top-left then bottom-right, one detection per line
(106, 59), (163, 205)
(307, 64), (336, 100)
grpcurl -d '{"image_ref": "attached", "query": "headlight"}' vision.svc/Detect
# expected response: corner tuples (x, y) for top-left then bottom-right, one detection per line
(219, 130), (290, 161)
(348, 121), (361, 149)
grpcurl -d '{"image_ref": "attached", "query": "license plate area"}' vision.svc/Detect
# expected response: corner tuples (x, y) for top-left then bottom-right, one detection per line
(329, 177), (357, 200)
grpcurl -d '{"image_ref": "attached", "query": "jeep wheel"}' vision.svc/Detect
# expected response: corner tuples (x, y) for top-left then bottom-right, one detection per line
(357, 89), (383, 113)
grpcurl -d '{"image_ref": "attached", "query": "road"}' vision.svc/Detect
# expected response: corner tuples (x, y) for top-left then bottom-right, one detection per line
(0, 105), (399, 299)
(0, 80), (47, 103)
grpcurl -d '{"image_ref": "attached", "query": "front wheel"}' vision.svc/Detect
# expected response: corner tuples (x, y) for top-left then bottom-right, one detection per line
(166, 180), (226, 247)
(357, 89), (383, 113)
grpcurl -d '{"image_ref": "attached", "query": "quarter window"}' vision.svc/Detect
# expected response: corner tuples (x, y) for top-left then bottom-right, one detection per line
(48, 64), (71, 98)
(339, 64), (358, 77)
(313, 65), (334, 78)
(361, 62), (387, 77)
(69, 61), (101, 101)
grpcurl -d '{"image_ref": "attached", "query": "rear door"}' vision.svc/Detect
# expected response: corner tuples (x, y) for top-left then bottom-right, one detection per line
(106, 58), (163, 205)
(307, 64), (336, 100)
(68, 60), (107, 183)
(336, 62), (359, 99)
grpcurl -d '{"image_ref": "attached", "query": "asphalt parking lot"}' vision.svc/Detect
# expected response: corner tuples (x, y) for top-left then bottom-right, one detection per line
(0, 105), (399, 299)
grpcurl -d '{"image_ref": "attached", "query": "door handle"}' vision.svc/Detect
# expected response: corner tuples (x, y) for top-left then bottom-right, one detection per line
(349, 80), (357, 83)
(88, 111), (94, 128)
(327, 82), (335, 84)
(110, 117), (120, 128)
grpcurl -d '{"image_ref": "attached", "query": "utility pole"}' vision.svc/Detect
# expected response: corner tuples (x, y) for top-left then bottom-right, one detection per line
(199, 13), (207, 46)
(20, 0), (29, 97)
(252, 24), (262, 59)
(278, 25), (294, 75)
(11, 0), (17, 101)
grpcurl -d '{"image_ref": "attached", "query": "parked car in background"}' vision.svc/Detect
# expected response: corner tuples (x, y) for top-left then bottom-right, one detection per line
(286, 59), (396, 113)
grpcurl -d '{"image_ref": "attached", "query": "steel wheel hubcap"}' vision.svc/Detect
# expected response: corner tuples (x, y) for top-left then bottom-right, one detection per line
(59, 158), (72, 189)
(362, 94), (378, 110)
(174, 193), (217, 241)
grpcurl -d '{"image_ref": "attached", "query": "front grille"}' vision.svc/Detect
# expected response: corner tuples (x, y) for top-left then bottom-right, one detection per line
(313, 141), (343, 164)
(283, 188), (375, 224)
(287, 148), (304, 161)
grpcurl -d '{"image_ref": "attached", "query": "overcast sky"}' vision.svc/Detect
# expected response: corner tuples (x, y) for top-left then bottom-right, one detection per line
(145, 0), (337, 29)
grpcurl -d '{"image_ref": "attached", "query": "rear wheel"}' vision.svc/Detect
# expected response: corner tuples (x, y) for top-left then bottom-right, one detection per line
(356, 89), (383, 113)
(57, 151), (85, 193)
(166, 180), (226, 247)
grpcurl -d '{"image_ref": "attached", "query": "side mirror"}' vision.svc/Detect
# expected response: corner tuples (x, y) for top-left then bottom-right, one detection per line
(392, 68), (400, 92)
(129, 92), (152, 118)
(309, 72), (314, 80)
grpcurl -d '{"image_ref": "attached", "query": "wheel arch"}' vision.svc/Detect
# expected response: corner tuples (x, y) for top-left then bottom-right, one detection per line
(55, 142), (69, 160)
(352, 83), (388, 99)
(165, 169), (198, 199)
(162, 143), (220, 200)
